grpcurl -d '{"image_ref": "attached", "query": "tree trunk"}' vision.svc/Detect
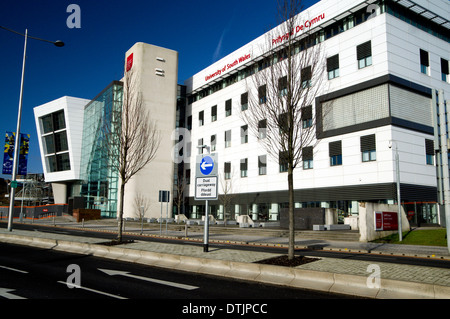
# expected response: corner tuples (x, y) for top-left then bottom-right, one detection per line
(288, 166), (295, 260)
(117, 180), (125, 242)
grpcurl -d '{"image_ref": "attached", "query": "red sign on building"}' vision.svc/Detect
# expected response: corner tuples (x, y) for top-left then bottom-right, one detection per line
(126, 53), (133, 72)
(375, 211), (398, 231)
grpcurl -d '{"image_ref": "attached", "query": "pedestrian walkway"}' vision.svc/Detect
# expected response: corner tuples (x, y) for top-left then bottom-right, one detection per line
(1, 218), (450, 299)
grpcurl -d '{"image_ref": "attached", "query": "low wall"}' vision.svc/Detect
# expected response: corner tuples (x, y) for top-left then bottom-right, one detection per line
(280, 208), (325, 230)
(72, 209), (101, 222)
(359, 202), (410, 242)
(0, 204), (68, 219)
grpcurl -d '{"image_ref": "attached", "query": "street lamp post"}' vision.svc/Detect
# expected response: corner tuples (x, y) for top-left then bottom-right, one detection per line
(0, 26), (64, 231)
(390, 140), (403, 242)
(395, 143), (403, 242)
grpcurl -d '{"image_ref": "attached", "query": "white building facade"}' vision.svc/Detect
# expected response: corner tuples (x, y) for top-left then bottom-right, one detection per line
(182, 0), (450, 226)
(33, 0), (449, 228)
(34, 96), (90, 204)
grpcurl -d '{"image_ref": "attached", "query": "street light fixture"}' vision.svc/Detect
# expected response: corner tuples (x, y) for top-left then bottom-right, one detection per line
(0, 26), (64, 231)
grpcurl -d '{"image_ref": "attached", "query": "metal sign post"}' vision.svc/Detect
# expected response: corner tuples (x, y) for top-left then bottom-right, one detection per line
(159, 190), (170, 236)
(195, 152), (218, 253)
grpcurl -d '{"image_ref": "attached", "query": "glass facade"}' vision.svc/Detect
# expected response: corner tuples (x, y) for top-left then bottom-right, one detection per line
(80, 81), (123, 218)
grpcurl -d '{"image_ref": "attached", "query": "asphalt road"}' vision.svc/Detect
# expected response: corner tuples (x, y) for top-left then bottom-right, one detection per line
(0, 242), (358, 306)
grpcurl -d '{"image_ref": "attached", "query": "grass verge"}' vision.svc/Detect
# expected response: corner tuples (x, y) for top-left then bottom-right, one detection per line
(372, 228), (447, 246)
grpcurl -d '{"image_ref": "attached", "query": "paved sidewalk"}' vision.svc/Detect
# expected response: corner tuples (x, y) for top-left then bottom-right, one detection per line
(1, 219), (450, 299)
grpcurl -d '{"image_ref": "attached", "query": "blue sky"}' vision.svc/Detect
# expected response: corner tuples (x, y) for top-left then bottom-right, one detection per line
(0, 0), (319, 178)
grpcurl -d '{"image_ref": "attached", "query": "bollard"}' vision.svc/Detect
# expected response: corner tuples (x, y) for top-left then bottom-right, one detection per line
(185, 223), (188, 238)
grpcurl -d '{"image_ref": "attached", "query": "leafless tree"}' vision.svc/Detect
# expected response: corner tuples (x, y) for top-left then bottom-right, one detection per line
(242, 0), (328, 259)
(134, 192), (150, 219)
(134, 192), (151, 234)
(219, 166), (237, 225)
(174, 172), (187, 217)
(104, 68), (161, 242)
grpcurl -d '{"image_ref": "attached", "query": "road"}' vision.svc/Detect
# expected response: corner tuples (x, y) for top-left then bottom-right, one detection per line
(0, 242), (357, 304)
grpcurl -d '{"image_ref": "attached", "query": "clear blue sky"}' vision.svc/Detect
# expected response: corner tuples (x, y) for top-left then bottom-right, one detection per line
(0, 0), (319, 178)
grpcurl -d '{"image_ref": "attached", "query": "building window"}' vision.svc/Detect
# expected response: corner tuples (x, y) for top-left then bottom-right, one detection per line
(54, 131), (69, 153)
(425, 139), (434, 165)
(361, 134), (376, 162)
(186, 169), (191, 185)
(357, 41), (372, 69)
(224, 162), (231, 180)
(279, 151), (288, 173)
(44, 135), (55, 154)
(303, 146), (313, 170)
(42, 110), (66, 134)
(47, 153), (71, 173)
(41, 115), (54, 134)
(329, 141), (342, 166)
(301, 66), (312, 88)
(420, 49), (429, 75)
(211, 105), (217, 122)
(241, 92), (248, 111)
(199, 111), (204, 126)
(225, 130), (231, 148)
(241, 125), (248, 144)
(278, 76), (288, 97)
(278, 112), (288, 134)
(441, 58), (449, 82)
(225, 99), (232, 117)
(259, 85), (267, 104)
(198, 138), (204, 154)
(211, 134), (216, 152)
(187, 116), (192, 130)
(240, 158), (248, 177)
(327, 54), (339, 80)
(301, 105), (313, 128)
(258, 119), (267, 139)
(258, 155), (267, 175)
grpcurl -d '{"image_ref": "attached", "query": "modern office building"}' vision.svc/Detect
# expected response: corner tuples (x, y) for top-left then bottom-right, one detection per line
(34, 43), (178, 218)
(34, 0), (449, 232)
(182, 0), (449, 226)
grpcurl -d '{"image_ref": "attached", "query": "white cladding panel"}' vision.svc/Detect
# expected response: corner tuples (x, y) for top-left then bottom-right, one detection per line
(33, 96), (89, 183)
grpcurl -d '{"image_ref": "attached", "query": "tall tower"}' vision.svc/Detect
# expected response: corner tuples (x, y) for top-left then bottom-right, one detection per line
(122, 43), (179, 219)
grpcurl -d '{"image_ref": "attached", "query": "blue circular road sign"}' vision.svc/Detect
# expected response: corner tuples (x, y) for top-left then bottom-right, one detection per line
(200, 156), (214, 176)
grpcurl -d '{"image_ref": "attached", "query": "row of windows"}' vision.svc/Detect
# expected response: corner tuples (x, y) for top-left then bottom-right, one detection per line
(188, 1), (384, 105)
(189, 37), (374, 131)
(194, 111), (313, 154)
(419, 49), (449, 82)
(190, 38), (372, 128)
(190, 43), (448, 133)
(186, 135), (434, 182)
(187, 0), (448, 105)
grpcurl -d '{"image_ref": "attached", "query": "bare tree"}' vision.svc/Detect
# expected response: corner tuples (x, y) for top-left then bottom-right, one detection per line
(242, 0), (328, 259)
(104, 68), (161, 242)
(134, 192), (150, 219)
(134, 192), (151, 234)
(219, 165), (237, 225)
(174, 172), (186, 217)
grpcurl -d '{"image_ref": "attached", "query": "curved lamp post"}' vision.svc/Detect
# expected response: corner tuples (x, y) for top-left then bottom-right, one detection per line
(0, 26), (64, 231)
